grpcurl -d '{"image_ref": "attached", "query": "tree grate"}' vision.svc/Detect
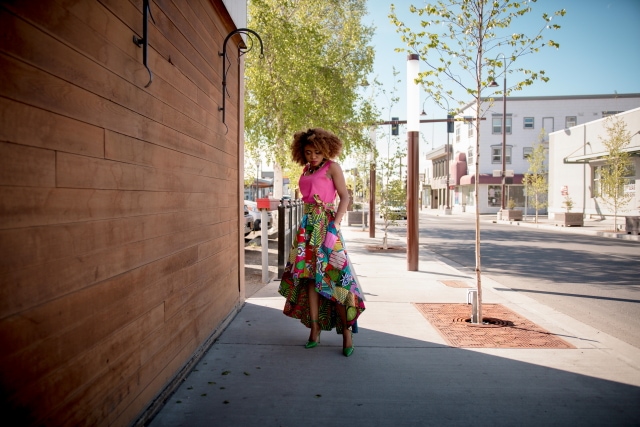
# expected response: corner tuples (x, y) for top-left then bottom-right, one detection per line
(413, 303), (575, 349)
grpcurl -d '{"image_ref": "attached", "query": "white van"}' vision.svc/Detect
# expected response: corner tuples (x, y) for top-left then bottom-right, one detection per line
(244, 200), (273, 231)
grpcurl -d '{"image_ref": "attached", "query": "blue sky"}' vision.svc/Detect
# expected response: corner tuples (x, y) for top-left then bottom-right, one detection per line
(362, 0), (640, 152)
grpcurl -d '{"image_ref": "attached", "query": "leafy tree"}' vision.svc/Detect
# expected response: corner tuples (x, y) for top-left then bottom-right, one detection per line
(598, 116), (634, 231)
(245, 0), (378, 197)
(350, 149), (375, 210)
(244, 158), (259, 195)
(377, 141), (407, 249)
(523, 129), (548, 223)
(372, 68), (406, 248)
(390, 0), (564, 323)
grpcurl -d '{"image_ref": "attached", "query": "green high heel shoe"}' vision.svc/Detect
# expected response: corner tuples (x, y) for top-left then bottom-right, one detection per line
(342, 330), (354, 357)
(305, 320), (321, 349)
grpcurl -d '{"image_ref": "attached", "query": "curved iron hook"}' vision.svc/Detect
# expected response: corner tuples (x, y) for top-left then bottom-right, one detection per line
(218, 28), (264, 132)
(132, 0), (155, 88)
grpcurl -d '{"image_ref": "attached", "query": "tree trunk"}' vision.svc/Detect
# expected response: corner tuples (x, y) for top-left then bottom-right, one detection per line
(613, 194), (618, 231)
(273, 163), (284, 199)
(473, 65), (483, 323)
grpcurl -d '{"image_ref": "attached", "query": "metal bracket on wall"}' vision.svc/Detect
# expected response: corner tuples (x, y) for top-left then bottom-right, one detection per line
(218, 28), (263, 133)
(132, 0), (155, 88)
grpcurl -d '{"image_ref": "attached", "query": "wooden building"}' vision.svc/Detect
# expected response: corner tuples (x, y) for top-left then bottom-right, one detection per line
(0, 0), (249, 425)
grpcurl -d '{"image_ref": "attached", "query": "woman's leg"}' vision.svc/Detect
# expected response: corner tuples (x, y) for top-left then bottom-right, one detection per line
(307, 281), (321, 342)
(336, 303), (353, 350)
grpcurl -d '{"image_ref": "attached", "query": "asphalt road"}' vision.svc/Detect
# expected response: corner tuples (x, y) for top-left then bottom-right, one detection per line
(401, 215), (640, 349)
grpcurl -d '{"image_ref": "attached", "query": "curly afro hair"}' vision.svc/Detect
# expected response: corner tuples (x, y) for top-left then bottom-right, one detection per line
(290, 128), (343, 166)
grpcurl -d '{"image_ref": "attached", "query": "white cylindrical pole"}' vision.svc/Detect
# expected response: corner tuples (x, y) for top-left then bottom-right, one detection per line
(261, 209), (269, 283)
(407, 55), (420, 132)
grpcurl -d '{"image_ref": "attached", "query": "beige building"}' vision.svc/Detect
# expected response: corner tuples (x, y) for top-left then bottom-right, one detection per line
(549, 107), (640, 223)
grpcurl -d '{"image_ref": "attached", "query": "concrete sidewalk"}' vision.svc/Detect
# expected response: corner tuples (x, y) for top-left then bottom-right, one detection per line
(148, 220), (640, 426)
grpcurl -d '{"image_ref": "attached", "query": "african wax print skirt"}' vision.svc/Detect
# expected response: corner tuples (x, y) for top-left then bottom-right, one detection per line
(278, 200), (366, 334)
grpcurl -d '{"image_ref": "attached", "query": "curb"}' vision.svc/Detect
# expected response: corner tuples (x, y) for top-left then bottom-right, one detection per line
(489, 218), (640, 242)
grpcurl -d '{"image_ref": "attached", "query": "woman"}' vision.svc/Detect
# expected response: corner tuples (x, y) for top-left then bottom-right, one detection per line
(278, 128), (365, 357)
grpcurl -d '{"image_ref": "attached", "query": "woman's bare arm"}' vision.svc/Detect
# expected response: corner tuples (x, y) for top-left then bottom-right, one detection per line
(328, 161), (349, 227)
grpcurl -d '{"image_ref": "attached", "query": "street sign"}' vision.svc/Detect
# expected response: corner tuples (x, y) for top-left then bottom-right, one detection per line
(505, 170), (514, 177)
(493, 170), (501, 177)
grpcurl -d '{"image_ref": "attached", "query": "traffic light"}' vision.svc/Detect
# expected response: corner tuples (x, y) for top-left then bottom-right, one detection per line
(391, 117), (399, 136)
(447, 114), (454, 133)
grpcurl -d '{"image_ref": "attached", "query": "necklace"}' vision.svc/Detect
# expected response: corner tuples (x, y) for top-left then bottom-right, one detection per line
(306, 160), (326, 175)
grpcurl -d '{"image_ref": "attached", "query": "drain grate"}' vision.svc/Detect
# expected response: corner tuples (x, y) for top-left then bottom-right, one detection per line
(452, 317), (513, 327)
(413, 303), (575, 349)
(365, 245), (406, 253)
(440, 280), (472, 288)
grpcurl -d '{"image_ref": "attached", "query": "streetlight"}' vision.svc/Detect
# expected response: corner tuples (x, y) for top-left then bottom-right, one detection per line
(489, 53), (507, 217)
(368, 127), (376, 238)
(407, 53), (420, 271)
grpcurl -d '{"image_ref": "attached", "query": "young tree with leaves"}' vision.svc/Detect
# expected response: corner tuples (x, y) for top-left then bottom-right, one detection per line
(351, 148), (375, 208)
(523, 129), (548, 223)
(390, 0), (564, 323)
(598, 117), (634, 231)
(377, 143), (407, 249)
(245, 0), (378, 197)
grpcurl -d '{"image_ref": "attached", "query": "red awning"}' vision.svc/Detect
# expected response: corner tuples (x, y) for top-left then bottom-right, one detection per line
(450, 152), (468, 186)
(250, 178), (273, 188)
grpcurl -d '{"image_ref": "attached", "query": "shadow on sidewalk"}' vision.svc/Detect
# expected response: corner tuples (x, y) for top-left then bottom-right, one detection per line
(149, 302), (640, 427)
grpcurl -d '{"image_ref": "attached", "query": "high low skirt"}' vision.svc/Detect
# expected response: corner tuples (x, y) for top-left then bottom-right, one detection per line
(278, 202), (365, 334)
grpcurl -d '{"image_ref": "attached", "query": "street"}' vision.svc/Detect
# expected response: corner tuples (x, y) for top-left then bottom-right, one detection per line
(391, 214), (640, 349)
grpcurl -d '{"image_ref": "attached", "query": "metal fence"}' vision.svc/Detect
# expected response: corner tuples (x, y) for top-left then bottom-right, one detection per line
(277, 198), (303, 278)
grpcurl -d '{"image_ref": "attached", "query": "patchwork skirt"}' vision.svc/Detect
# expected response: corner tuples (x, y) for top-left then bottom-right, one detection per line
(278, 202), (365, 334)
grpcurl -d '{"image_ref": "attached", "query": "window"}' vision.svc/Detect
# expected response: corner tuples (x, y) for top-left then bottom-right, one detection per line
(523, 147), (533, 159)
(488, 185), (525, 208)
(492, 117), (501, 134)
(491, 146), (512, 164)
(467, 121), (473, 138)
(602, 111), (622, 118)
(455, 125), (461, 142)
(565, 116), (577, 128)
(593, 166), (602, 197)
(463, 186), (474, 207)
(523, 117), (534, 129)
(593, 164), (636, 197)
(467, 147), (474, 165)
(508, 186), (526, 208)
(488, 185), (502, 207)
(434, 158), (447, 178)
(492, 115), (512, 134)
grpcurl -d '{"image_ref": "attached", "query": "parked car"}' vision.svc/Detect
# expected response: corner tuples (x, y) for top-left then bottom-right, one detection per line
(390, 205), (407, 220)
(379, 202), (407, 220)
(244, 200), (273, 231)
(244, 206), (253, 236)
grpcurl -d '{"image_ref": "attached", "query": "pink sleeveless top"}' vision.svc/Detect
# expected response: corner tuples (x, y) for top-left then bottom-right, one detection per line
(298, 160), (336, 204)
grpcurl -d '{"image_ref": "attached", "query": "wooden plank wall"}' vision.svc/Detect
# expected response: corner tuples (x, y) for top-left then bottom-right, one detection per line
(0, 0), (245, 425)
